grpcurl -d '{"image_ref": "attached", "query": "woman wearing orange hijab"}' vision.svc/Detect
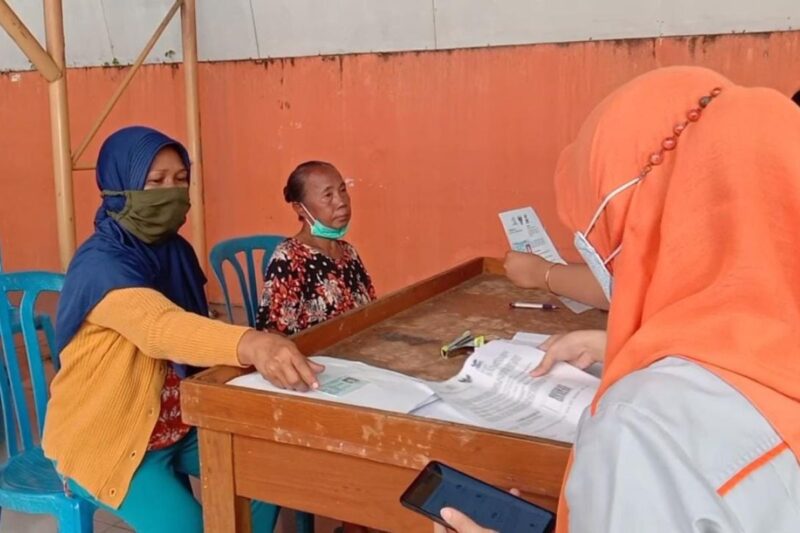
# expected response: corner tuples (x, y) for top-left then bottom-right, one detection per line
(436, 67), (800, 532)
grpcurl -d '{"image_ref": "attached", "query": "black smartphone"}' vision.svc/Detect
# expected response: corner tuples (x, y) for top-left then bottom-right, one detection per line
(400, 461), (555, 533)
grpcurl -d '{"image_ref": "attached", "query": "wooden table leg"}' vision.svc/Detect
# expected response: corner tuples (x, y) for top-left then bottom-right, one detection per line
(199, 428), (252, 533)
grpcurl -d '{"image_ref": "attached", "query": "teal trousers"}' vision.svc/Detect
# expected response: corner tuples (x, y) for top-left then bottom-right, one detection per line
(68, 429), (279, 532)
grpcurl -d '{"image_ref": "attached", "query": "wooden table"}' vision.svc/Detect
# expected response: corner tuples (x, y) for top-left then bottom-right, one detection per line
(182, 258), (606, 532)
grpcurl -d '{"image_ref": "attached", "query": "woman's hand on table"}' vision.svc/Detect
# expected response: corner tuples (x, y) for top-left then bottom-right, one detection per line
(530, 329), (607, 377)
(237, 330), (324, 391)
(503, 251), (552, 290)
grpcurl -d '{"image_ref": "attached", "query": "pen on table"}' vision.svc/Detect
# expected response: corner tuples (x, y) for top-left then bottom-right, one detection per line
(509, 302), (559, 311)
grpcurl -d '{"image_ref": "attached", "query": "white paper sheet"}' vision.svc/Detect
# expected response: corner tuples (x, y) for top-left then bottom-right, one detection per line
(425, 340), (599, 443)
(510, 331), (550, 348)
(412, 399), (477, 425)
(499, 207), (593, 314)
(227, 356), (436, 414)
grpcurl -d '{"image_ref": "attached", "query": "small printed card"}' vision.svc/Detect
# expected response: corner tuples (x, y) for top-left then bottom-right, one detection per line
(318, 376), (368, 396)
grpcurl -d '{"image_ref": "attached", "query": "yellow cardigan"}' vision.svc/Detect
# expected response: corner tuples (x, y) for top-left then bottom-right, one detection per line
(42, 288), (249, 509)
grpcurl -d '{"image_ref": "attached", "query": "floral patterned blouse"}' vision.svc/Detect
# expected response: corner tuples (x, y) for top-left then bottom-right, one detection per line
(147, 365), (191, 450)
(255, 238), (376, 335)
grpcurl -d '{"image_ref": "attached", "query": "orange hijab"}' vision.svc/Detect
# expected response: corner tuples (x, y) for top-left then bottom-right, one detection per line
(554, 66), (800, 523)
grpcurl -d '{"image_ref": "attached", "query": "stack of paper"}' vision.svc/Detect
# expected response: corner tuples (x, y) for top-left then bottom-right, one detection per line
(227, 336), (601, 443)
(416, 340), (599, 443)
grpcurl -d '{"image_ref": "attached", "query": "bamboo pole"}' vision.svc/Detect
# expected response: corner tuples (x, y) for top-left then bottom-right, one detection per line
(71, 0), (183, 165)
(0, 0), (61, 82)
(43, 0), (75, 270)
(181, 0), (207, 270)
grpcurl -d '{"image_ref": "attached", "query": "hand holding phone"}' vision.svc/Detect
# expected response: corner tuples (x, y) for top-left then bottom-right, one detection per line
(400, 461), (555, 533)
(434, 507), (500, 533)
(433, 489), (525, 533)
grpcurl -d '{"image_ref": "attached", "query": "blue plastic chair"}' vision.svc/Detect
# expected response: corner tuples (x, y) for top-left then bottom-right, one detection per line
(209, 236), (315, 533)
(209, 235), (285, 327)
(0, 271), (96, 531)
(0, 246), (57, 350)
(0, 246), (59, 461)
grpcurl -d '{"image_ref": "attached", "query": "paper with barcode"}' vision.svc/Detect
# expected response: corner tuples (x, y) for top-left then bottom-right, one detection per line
(499, 207), (593, 314)
(418, 340), (599, 443)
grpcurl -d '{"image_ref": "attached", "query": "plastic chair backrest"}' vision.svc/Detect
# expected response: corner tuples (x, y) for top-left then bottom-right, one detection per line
(209, 235), (285, 327)
(0, 271), (64, 458)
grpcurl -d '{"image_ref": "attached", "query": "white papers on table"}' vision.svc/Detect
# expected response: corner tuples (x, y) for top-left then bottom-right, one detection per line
(228, 339), (600, 443)
(412, 400), (475, 425)
(227, 356), (436, 414)
(419, 340), (599, 443)
(499, 207), (593, 314)
(510, 331), (550, 348)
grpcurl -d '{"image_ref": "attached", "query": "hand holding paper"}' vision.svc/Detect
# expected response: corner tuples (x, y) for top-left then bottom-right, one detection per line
(531, 330), (606, 377)
(498, 207), (593, 314)
(423, 340), (599, 443)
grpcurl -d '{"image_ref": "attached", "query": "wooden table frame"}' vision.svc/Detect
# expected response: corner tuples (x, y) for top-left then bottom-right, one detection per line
(182, 258), (606, 532)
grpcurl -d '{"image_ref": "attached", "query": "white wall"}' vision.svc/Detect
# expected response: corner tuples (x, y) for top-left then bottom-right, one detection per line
(0, 0), (798, 71)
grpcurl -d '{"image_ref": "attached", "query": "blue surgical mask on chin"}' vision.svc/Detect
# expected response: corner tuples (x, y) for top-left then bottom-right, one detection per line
(574, 232), (614, 301)
(574, 176), (641, 301)
(301, 204), (349, 240)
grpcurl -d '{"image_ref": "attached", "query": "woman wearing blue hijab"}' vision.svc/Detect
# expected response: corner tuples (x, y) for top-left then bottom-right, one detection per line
(42, 126), (323, 532)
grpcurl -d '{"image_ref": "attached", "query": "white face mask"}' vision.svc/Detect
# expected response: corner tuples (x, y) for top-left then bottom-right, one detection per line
(573, 176), (640, 301)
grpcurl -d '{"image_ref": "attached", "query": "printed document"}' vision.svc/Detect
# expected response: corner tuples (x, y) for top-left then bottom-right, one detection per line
(229, 340), (599, 443)
(419, 340), (599, 443)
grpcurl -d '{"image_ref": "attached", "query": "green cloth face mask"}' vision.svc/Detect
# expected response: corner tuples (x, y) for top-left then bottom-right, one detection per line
(103, 187), (191, 244)
(300, 204), (349, 240)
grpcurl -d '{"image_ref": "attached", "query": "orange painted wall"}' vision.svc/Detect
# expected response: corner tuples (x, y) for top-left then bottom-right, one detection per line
(2, 32), (800, 301)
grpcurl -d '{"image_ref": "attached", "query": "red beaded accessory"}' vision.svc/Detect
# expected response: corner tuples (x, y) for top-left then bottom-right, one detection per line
(638, 87), (722, 179)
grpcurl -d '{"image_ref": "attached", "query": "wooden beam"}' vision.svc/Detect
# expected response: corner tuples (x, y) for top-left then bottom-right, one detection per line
(0, 0), (61, 82)
(181, 0), (207, 271)
(43, 0), (75, 270)
(71, 0), (184, 165)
